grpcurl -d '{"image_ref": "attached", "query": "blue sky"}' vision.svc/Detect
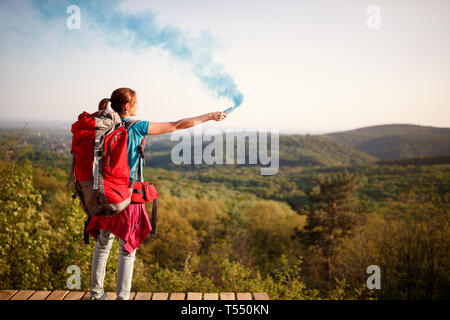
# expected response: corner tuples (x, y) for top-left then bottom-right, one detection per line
(0, 0), (449, 133)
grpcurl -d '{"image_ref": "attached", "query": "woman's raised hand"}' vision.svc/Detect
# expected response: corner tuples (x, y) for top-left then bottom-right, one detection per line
(209, 111), (227, 122)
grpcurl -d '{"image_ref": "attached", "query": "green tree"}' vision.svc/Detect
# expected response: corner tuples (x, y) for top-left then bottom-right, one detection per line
(297, 169), (360, 282)
(239, 200), (305, 273)
(335, 187), (450, 299)
(0, 160), (54, 289)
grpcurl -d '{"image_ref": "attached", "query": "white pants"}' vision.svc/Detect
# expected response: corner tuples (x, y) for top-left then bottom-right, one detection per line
(90, 229), (136, 300)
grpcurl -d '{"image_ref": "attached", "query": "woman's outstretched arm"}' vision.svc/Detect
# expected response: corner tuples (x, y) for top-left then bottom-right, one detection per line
(147, 111), (226, 135)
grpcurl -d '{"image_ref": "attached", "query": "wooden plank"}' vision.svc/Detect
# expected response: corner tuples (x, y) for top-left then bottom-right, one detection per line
(10, 290), (35, 300)
(82, 292), (92, 300)
(106, 292), (116, 300)
(236, 292), (252, 300)
(64, 292), (85, 300)
(169, 293), (186, 300)
(187, 292), (202, 300)
(28, 291), (51, 300)
(0, 290), (269, 301)
(220, 292), (235, 300)
(203, 293), (219, 300)
(253, 292), (270, 300)
(151, 292), (169, 300)
(46, 290), (69, 300)
(83, 292), (115, 300)
(0, 290), (18, 300)
(134, 292), (152, 300)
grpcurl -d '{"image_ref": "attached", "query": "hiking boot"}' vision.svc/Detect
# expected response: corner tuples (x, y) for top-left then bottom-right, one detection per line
(90, 292), (107, 300)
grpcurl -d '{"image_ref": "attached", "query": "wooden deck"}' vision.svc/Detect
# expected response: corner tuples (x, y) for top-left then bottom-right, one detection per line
(0, 290), (269, 301)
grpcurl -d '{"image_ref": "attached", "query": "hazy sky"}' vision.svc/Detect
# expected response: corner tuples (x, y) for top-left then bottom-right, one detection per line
(0, 0), (449, 134)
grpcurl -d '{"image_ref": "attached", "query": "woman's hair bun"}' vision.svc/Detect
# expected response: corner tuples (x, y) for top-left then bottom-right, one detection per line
(98, 98), (110, 111)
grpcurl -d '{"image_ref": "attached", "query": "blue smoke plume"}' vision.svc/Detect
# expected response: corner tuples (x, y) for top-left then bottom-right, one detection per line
(33, 0), (244, 107)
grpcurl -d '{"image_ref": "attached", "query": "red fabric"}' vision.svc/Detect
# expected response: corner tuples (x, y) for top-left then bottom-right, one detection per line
(86, 203), (152, 254)
(128, 182), (159, 203)
(71, 112), (96, 182)
(101, 127), (131, 204)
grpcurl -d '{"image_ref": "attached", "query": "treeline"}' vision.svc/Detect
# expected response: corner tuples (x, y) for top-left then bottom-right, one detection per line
(376, 155), (450, 166)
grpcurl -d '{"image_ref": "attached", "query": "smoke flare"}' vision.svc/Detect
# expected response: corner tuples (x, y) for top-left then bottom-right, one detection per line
(33, 0), (244, 107)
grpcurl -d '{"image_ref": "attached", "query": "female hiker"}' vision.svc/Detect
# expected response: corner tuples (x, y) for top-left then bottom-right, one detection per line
(87, 87), (227, 300)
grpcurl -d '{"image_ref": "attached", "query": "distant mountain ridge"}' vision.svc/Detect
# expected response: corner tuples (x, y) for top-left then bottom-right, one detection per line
(278, 134), (376, 167)
(325, 124), (450, 159)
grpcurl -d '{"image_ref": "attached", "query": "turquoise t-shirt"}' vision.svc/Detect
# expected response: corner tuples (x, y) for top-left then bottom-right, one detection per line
(121, 118), (149, 182)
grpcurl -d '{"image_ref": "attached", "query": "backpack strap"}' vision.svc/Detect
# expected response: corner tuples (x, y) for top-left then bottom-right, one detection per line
(92, 134), (105, 190)
(124, 120), (146, 181)
(84, 216), (91, 244)
(137, 137), (146, 181)
(123, 119), (140, 131)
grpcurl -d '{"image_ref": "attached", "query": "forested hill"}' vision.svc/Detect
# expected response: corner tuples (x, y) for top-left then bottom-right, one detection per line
(325, 124), (450, 159)
(146, 133), (376, 169)
(278, 134), (376, 166)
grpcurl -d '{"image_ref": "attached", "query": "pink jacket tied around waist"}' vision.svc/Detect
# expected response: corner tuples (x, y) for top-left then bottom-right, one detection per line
(86, 203), (151, 254)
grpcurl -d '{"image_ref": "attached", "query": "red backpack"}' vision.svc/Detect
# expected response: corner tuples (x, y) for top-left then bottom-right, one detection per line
(67, 109), (137, 216)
